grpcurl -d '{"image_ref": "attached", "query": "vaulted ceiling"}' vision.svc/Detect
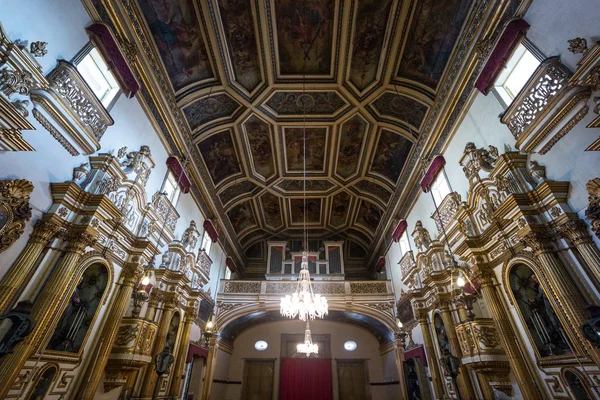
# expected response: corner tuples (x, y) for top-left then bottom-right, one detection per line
(91, 0), (521, 276)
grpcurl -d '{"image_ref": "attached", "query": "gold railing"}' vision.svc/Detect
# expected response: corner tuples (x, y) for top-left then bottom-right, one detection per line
(110, 317), (158, 360)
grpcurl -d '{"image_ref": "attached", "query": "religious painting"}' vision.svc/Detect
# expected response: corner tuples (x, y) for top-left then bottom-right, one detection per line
(138, 0), (213, 91)
(244, 116), (276, 179)
(260, 192), (283, 228)
(184, 94), (241, 132)
(355, 180), (392, 205)
(433, 313), (451, 354)
(290, 198), (321, 224)
(356, 200), (382, 234)
(397, 0), (471, 88)
(330, 191), (351, 227)
(166, 313), (180, 349)
(228, 201), (256, 233)
(371, 130), (413, 183)
(284, 127), (327, 172)
(266, 92), (346, 115)
(274, 0), (335, 75)
(371, 93), (429, 131)
(397, 299), (415, 325)
(349, 0), (393, 90)
(197, 299), (214, 323)
(509, 263), (572, 357)
(47, 263), (108, 353)
(217, 0), (262, 91)
(336, 115), (367, 178)
(198, 130), (241, 186)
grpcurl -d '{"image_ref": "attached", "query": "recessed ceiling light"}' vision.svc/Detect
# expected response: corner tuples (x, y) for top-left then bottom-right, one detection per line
(255, 340), (268, 351)
(344, 340), (357, 351)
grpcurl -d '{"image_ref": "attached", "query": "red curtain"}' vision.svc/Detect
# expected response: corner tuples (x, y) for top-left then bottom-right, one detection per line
(280, 358), (332, 400)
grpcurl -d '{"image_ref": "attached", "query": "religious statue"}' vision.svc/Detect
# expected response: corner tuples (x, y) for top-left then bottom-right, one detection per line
(412, 220), (431, 252)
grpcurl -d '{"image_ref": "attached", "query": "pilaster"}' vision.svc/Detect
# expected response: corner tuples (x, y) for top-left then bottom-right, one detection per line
(168, 305), (196, 397)
(417, 314), (446, 399)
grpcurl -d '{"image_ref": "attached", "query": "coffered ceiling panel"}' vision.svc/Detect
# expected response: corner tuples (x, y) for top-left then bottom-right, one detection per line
(110, 0), (496, 275)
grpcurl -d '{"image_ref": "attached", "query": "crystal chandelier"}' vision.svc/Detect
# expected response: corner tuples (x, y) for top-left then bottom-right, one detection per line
(280, 75), (328, 321)
(280, 251), (328, 320)
(297, 321), (319, 357)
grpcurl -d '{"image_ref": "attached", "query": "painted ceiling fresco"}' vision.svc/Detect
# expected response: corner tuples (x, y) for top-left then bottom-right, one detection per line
(121, 0), (479, 275)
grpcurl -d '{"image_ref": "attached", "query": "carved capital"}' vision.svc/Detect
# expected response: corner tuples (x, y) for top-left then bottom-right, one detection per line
(162, 292), (179, 309)
(0, 69), (36, 96)
(30, 218), (64, 244)
(556, 219), (593, 246)
(184, 305), (197, 322)
(519, 230), (554, 255)
(120, 262), (144, 286)
(64, 229), (98, 254)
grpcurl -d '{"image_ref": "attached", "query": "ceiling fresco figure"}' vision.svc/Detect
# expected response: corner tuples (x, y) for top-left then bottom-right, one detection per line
(336, 115), (367, 178)
(217, 0), (262, 91)
(284, 128), (327, 172)
(274, 0), (335, 75)
(349, 0), (393, 90)
(198, 130), (241, 186)
(371, 130), (413, 183)
(397, 0), (472, 88)
(138, 0), (213, 90)
(245, 116), (276, 179)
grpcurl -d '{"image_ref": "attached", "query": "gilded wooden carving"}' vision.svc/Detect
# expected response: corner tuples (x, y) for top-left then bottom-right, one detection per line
(0, 179), (33, 253)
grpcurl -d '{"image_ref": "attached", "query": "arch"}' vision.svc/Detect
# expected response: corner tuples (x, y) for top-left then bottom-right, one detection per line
(46, 260), (110, 354)
(503, 260), (573, 358)
(219, 310), (395, 347)
(166, 311), (181, 350)
(561, 368), (595, 400)
(26, 362), (59, 399)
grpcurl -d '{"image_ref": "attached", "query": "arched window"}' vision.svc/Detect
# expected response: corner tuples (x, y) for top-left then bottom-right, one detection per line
(47, 263), (108, 353)
(166, 312), (181, 351)
(433, 313), (451, 354)
(565, 370), (593, 400)
(27, 366), (56, 399)
(508, 263), (572, 357)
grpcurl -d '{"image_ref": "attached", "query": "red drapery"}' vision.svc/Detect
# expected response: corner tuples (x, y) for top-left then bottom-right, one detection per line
(280, 358), (332, 400)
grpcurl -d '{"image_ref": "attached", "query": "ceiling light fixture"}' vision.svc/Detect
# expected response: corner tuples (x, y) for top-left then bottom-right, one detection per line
(297, 321), (319, 357)
(280, 75), (328, 321)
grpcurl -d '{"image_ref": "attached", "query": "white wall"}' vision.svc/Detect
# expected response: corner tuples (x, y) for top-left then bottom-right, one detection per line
(216, 320), (396, 400)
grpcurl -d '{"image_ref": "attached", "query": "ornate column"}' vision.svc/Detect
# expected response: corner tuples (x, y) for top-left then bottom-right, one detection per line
(0, 228), (97, 399)
(168, 305), (195, 397)
(139, 292), (177, 397)
(521, 230), (600, 367)
(0, 218), (64, 314)
(474, 266), (541, 400)
(417, 314), (446, 399)
(393, 332), (410, 399)
(201, 334), (219, 400)
(76, 261), (144, 400)
(440, 303), (477, 399)
(556, 219), (600, 286)
(145, 291), (161, 322)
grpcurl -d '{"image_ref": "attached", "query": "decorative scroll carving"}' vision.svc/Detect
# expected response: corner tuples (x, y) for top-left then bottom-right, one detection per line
(29, 41), (48, 57)
(0, 179), (33, 254)
(501, 57), (590, 154)
(0, 69), (35, 96)
(151, 192), (178, 232)
(121, 145), (152, 185)
(349, 282), (387, 294)
(223, 281), (261, 293)
(432, 192), (461, 232)
(46, 62), (111, 139)
(460, 142), (497, 181)
(115, 324), (140, 346)
(586, 178), (600, 239)
(399, 251), (416, 280)
(568, 38), (588, 54)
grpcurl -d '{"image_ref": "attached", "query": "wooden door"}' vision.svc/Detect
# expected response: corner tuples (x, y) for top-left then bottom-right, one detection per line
(337, 361), (370, 400)
(242, 359), (274, 400)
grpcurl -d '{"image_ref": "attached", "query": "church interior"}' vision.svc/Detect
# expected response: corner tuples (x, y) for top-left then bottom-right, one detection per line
(1, 0), (600, 399)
